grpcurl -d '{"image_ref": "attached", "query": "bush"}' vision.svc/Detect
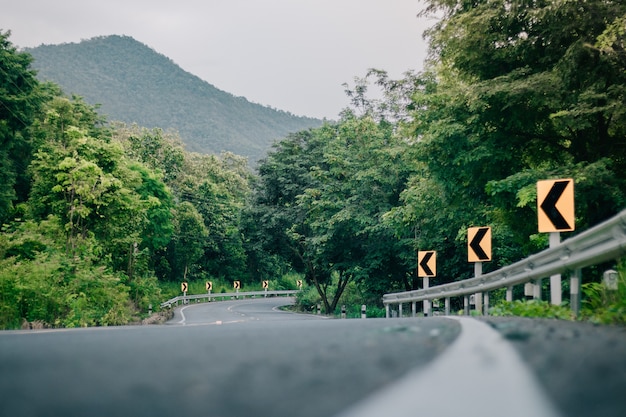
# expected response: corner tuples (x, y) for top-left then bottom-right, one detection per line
(295, 284), (322, 314)
(580, 260), (626, 325)
(490, 299), (574, 320)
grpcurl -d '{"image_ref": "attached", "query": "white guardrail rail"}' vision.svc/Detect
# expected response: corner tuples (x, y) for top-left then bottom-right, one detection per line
(383, 208), (626, 317)
(160, 290), (300, 310)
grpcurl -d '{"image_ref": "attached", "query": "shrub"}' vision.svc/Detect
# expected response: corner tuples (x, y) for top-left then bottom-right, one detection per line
(580, 260), (626, 325)
(490, 299), (574, 320)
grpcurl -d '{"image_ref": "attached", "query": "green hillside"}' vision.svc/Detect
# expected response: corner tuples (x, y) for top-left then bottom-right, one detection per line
(26, 35), (324, 162)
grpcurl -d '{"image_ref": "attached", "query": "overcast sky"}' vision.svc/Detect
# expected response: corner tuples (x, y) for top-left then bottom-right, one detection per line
(2, 0), (434, 120)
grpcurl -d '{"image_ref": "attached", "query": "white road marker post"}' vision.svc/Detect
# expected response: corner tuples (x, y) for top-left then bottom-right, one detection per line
(570, 268), (581, 316)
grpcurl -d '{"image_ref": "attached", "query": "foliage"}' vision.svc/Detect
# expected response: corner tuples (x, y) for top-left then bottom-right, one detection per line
(580, 260), (626, 325)
(0, 218), (133, 329)
(0, 30), (50, 223)
(386, 0), (626, 288)
(0, 32), (260, 328)
(490, 300), (574, 320)
(250, 110), (418, 313)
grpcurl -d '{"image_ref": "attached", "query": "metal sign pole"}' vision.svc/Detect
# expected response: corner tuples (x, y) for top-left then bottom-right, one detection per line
(550, 232), (562, 305)
(474, 262), (483, 314)
(423, 277), (430, 316)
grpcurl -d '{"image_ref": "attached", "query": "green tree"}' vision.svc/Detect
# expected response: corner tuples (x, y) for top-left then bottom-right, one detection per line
(251, 113), (416, 312)
(169, 201), (208, 281)
(250, 129), (330, 307)
(112, 124), (185, 185)
(28, 96), (174, 283)
(0, 31), (48, 222)
(390, 0), (626, 286)
(177, 152), (250, 281)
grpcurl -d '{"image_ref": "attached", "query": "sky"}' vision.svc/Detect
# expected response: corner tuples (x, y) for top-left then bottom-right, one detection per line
(1, 0), (435, 120)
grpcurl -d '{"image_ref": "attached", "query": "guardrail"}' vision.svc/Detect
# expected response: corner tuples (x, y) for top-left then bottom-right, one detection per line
(383, 208), (626, 317)
(160, 290), (300, 310)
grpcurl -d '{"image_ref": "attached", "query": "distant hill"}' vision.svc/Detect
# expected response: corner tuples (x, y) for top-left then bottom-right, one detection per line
(26, 35), (324, 163)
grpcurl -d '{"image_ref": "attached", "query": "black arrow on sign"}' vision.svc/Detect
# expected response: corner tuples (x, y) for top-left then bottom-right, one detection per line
(420, 252), (434, 276)
(469, 227), (490, 261)
(540, 180), (571, 230)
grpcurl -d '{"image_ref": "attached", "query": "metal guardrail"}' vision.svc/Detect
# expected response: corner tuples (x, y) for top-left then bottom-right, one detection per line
(383, 209), (626, 316)
(160, 290), (300, 309)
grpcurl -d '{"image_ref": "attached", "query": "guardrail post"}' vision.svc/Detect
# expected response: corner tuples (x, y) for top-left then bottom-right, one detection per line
(412, 302), (416, 317)
(506, 286), (513, 302)
(475, 292), (483, 315)
(534, 279), (542, 300)
(385, 304), (390, 318)
(549, 232), (562, 305)
(398, 303), (403, 318)
(463, 295), (469, 315)
(570, 268), (581, 316)
(483, 292), (489, 316)
(445, 298), (450, 316)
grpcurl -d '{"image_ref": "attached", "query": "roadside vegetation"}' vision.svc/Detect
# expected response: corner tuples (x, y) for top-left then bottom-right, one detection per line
(1, 0), (626, 328)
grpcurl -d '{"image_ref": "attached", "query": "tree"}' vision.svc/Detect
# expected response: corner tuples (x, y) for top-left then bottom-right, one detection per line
(29, 96), (175, 281)
(251, 113), (417, 312)
(419, 0), (626, 222)
(391, 0), (626, 286)
(250, 128), (332, 309)
(0, 31), (48, 222)
(169, 201), (208, 281)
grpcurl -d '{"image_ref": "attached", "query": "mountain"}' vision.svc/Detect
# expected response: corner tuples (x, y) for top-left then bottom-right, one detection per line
(26, 35), (324, 163)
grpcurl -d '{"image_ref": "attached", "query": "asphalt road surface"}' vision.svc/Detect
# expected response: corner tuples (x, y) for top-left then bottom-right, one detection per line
(1, 297), (625, 417)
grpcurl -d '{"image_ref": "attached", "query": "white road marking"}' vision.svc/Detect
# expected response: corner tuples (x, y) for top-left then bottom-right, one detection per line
(177, 305), (190, 325)
(337, 317), (562, 417)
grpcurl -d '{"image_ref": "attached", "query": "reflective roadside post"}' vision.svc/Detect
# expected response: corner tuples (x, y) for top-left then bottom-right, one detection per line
(468, 227), (492, 315)
(418, 251), (436, 316)
(537, 178), (575, 306)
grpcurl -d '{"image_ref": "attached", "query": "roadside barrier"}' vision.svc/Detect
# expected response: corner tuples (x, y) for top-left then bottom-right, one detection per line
(383, 209), (626, 317)
(160, 290), (300, 310)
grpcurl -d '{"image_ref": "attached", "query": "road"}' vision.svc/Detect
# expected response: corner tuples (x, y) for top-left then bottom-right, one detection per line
(168, 296), (323, 325)
(1, 297), (625, 417)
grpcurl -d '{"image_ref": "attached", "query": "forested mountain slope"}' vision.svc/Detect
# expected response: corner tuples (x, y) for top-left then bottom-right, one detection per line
(26, 35), (324, 162)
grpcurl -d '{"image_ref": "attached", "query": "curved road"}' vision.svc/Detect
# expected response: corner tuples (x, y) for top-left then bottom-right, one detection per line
(169, 296), (323, 325)
(1, 297), (625, 417)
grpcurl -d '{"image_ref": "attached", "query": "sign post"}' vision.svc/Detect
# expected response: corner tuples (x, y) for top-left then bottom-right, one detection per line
(418, 251), (436, 316)
(262, 280), (269, 297)
(537, 179), (574, 305)
(468, 227), (492, 315)
(181, 282), (188, 305)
